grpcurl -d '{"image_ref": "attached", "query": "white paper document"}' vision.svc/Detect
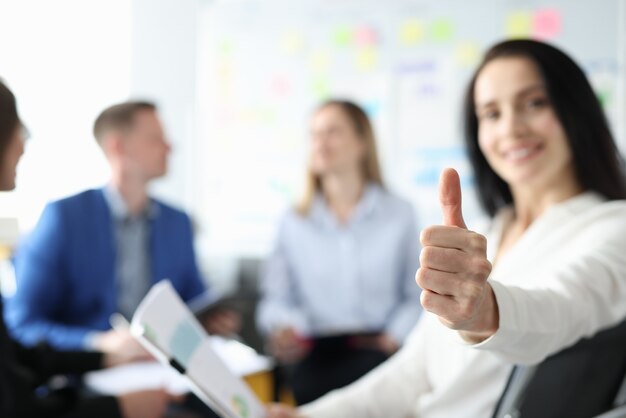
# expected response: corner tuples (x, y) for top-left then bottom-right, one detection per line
(129, 280), (267, 418)
(84, 361), (191, 395)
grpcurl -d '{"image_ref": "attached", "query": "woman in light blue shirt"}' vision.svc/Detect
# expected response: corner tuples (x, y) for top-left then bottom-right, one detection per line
(257, 100), (422, 404)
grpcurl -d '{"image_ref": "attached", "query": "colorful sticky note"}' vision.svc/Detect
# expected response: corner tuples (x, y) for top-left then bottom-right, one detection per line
(333, 26), (353, 47)
(430, 18), (454, 43)
(218, 39), (234, 56)
(356, 47), (378, 71)
(506, 11), (532, 38)
(311, 77), (330, 100)
(532, 8), (562, 40)
(309, 50), (331, 74)
(217, 58), (234, 77)
(455, 41), (481, 68)
(257, 107), (276, 124)
(281, 30), (304, 55)
(355, 26), (378, 47)
(269, 74), (291, 98)
(399, 20), (424, 46)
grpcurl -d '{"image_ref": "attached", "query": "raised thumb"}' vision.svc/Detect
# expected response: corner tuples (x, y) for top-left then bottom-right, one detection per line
(439, 168), (467, 229)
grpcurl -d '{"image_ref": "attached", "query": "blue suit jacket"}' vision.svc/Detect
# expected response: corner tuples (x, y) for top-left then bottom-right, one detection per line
(4, 189), (207, 349)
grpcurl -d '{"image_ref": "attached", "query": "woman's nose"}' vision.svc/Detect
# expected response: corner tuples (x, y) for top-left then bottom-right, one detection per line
(499, 110), (529, 139)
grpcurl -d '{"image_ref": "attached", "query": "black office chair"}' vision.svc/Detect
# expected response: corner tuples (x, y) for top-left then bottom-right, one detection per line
(492, 318), (626, 418)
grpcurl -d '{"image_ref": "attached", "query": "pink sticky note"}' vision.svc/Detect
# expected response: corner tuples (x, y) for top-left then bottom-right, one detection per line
(532, 8), (562, 40)
(355, 26), (377, 47)
(270, 74), (291, 97)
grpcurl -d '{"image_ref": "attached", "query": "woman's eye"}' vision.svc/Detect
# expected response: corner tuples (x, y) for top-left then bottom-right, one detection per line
(526, 97), (548, 109)
(479, 110), (499, 121)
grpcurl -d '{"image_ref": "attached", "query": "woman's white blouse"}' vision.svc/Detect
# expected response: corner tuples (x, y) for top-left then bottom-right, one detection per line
(300, 192), (626, 418)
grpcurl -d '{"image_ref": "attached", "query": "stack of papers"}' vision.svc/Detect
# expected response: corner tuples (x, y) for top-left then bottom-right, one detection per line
(86, 281), (268, 418)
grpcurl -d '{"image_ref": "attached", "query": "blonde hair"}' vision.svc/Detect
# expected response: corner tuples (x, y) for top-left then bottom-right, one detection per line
(296, 100), (385, 216)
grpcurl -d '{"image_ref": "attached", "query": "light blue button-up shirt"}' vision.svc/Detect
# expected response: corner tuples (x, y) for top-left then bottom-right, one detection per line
(257, 184), (422, 344)
(102, 185), (158, 320)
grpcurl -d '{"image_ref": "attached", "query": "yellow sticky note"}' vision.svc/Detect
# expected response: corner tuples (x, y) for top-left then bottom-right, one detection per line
(309, 50), (331, 74)
(400, 20), (424, 45)
(356, 47), (378, 71)
(506, 11), (532, 38)
(455, 42), (481, 68)
(281, 30), (304, 55)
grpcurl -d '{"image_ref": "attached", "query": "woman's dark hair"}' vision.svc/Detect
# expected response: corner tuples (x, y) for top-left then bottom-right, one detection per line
(0, 80), (20, 160)
(463, 39), (626, 216)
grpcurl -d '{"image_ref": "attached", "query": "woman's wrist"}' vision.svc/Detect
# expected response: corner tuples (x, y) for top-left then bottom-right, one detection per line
(459, 284), (499, 344)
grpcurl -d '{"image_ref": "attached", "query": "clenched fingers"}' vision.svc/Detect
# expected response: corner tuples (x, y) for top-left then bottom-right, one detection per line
(420, 225), (487, 255)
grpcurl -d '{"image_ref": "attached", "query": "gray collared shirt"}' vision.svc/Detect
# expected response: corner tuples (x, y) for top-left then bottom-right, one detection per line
(103, 185), (158, 320)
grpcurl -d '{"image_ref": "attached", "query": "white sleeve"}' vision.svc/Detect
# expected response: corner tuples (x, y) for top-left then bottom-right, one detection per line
(299, 317), (431, 418)
(473, 230), (626, 365)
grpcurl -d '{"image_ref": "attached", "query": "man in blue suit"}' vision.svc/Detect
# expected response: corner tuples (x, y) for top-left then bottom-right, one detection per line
(5, 101), (239, 355)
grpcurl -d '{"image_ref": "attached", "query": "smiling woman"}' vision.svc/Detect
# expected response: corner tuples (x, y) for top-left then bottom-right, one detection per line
(266, 39), (626, 418)
(464, 40), (626, 217)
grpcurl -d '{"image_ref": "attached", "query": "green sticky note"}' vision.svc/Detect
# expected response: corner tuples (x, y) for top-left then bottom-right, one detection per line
(219, 39), (234, 55)
(431, 18), (454, 42)
(333, 26), (353, 47)
(311, 77), (330, 100)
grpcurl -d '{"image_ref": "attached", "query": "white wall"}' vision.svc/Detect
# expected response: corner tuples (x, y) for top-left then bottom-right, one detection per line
(130, 0), (201, 211)
(131, 0), (239, 292)
(0, 0), (131, 232)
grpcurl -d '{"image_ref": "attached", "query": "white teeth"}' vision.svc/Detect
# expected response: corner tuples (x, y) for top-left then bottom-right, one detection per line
(506, 147), (535, 160)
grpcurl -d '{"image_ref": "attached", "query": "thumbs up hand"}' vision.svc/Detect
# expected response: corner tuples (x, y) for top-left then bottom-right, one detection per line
(415, 168), (498, 343)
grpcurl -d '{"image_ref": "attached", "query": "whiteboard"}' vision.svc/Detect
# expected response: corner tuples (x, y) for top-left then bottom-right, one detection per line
(194, 0), (626, 257)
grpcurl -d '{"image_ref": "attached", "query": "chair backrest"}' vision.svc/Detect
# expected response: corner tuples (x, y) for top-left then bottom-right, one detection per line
(493, 318), (626, 418)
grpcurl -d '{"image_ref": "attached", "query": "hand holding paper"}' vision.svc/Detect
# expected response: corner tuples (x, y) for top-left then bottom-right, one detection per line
(268, 327), (311, 364)
(415, 168), (498, 342)
(96, 328), (153, 368)
(129, 281), (266, 418)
